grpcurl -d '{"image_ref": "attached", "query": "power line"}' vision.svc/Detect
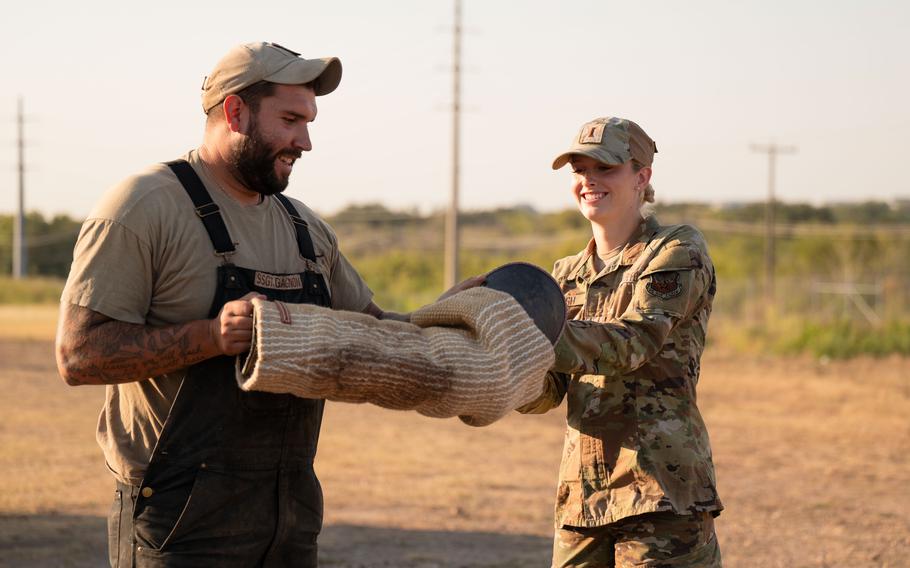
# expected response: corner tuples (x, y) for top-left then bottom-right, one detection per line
(0, 228), (79, 252)
(328, 211), (910, 239)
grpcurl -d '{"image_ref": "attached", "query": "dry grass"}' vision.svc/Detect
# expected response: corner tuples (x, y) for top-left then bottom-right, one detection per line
(0, 305), (59, 341)
(702, 353), (910, 567)
(0, 309), (907, 567)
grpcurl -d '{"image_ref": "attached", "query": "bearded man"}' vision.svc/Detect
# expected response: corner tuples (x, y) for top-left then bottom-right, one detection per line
(55, 42), (411, 567)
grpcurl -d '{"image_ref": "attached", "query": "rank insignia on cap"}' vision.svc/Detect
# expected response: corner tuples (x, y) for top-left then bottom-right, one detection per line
(579, 121), (605, 144)
(646, 272), (683, 300)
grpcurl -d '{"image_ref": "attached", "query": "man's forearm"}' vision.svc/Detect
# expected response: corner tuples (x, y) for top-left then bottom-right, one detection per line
(363, 301), (411, 323)
(360, 274), (487, 323)
(56, 304), (219, 386)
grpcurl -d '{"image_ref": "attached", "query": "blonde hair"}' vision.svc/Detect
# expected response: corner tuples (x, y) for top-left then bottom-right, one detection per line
(631, 161), (655, 213)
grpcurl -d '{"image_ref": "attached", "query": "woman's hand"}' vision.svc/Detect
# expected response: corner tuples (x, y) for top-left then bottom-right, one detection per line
(437, 274), (487, 302)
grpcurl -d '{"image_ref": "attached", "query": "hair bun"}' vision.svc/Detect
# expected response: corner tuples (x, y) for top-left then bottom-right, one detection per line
(643, 184), (655, 203)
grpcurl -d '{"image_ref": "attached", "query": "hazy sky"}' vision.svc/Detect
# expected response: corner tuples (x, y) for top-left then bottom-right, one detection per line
(1, 0), (908, 218)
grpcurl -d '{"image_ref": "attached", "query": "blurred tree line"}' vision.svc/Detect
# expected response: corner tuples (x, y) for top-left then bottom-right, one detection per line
(328, 201), (910, 358)
(0, 212), (81, 277)
(3, 199), (909, 279)
(3, 200), (909, 356)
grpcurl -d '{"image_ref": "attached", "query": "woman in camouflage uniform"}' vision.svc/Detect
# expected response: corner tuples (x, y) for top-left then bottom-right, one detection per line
(519, 117), (723, 567)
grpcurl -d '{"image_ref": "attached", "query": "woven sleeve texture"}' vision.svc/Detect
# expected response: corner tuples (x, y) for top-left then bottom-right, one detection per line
(236, 287), (554, 426)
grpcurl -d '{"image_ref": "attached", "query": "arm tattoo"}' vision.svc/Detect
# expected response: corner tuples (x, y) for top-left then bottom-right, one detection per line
(56, 304), (217, 386)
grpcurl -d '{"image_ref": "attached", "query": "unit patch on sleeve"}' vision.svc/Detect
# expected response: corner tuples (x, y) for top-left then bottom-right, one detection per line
(646, 272), (683, 300)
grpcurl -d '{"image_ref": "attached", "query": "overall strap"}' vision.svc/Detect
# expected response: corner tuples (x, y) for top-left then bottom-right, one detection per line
(273, 194), (318, 263)
(166, 159), (236, 257)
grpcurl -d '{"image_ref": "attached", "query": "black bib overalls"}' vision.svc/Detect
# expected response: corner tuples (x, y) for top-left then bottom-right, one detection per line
(111, 160), (330, 568)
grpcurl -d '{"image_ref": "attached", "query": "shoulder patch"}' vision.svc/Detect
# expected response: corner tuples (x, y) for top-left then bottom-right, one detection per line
(646, 272), (682, 300)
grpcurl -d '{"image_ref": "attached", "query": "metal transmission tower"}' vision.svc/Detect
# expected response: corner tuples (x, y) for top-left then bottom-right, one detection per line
(13, 97), (27, 279)
(444, 0), (462, 290)
(750, 142), (797, 307)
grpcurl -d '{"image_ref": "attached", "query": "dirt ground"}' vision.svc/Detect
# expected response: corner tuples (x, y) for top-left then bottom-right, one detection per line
(0, 332), (908, 567)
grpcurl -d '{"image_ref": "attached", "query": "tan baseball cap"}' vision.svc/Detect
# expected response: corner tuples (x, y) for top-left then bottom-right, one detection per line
(201, 42), (342, 113)
(552, 116), (658, 170)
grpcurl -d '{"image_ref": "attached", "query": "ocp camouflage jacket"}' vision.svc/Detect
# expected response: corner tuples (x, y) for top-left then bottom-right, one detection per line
(519, 215), (723, 528)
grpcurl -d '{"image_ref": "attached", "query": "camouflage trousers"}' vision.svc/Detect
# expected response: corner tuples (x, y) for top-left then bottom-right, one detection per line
(552, 511), (721, 567)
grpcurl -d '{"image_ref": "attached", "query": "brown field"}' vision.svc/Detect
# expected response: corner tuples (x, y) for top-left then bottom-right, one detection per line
(1, 308), (908, 567)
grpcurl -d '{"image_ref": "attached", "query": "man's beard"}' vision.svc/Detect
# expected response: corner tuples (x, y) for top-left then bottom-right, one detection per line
(228, 116), (301, 196)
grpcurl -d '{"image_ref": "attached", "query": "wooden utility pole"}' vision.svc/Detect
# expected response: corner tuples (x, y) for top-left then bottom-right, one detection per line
(13, 97), (26, 279)
(750, 143), (797, 307)
(444, 0), (462, 290)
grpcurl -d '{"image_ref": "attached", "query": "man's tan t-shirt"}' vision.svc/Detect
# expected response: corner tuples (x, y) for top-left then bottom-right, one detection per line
(61, 150), (373, 485)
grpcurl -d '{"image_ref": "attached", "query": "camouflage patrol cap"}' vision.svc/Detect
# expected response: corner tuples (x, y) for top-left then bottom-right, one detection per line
(201, 42), (342, 113)
(552, 116), (658, 170)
